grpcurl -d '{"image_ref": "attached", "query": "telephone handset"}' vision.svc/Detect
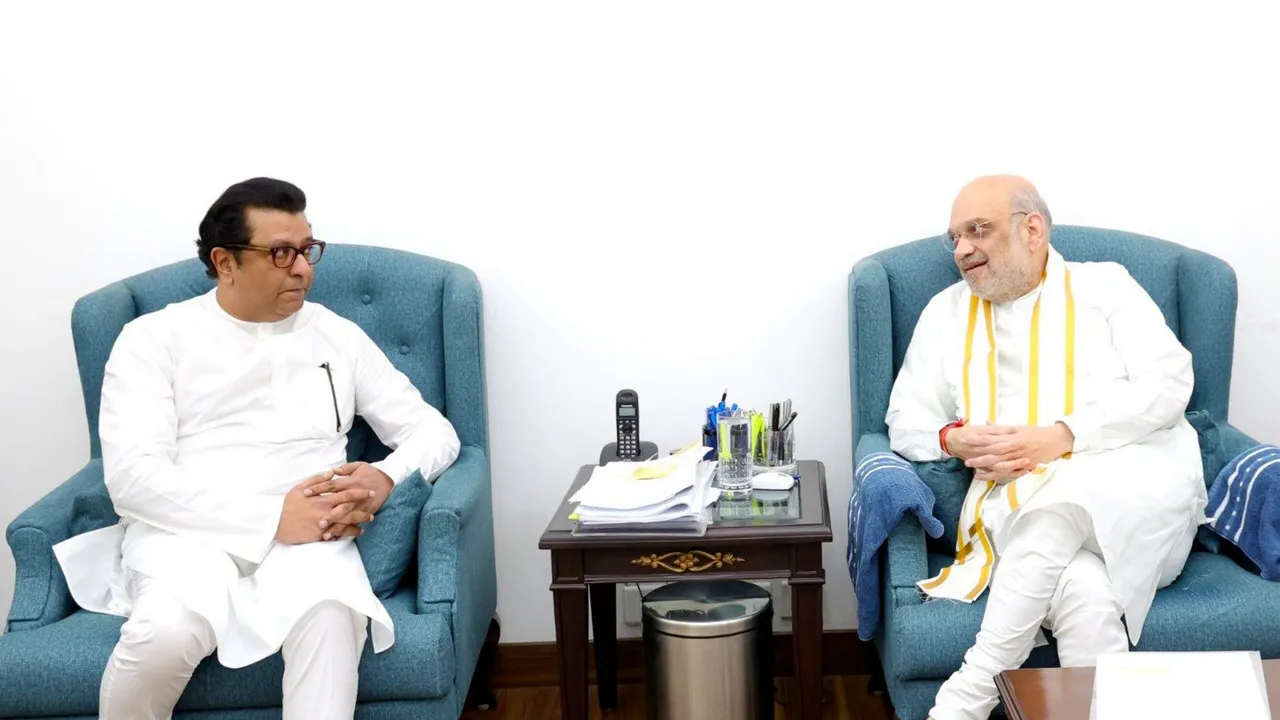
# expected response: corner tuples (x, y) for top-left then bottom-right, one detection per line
(599, 388), (657, 465)
(615, 389), (641, 459)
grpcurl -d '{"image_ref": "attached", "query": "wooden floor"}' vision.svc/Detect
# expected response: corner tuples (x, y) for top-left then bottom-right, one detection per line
(462, 676), (895, 719)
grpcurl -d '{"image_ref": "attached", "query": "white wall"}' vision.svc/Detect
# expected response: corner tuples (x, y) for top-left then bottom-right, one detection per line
(2, 3), (1277, 643)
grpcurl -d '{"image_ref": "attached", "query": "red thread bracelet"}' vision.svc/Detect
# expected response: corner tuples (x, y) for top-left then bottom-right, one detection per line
(939, 419), (965, 456)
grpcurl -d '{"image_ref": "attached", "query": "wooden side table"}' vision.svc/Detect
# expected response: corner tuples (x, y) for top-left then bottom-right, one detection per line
(538, 460), (833, 720)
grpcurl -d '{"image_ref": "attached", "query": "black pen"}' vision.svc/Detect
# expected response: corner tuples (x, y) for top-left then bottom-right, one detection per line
(320, 362), (341, 432)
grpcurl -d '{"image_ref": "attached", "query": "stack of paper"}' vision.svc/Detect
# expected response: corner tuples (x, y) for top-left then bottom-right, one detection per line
(1092, 651), (1271, 719)
(570, 444), (718, 536)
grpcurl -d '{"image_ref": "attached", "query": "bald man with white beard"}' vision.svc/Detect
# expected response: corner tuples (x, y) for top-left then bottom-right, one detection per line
(886, 176), (1205, 720)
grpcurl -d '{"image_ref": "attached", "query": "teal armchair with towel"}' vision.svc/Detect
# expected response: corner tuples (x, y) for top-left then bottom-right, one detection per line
(1, 244), (498, 719)
(847, 226), (1280, 720)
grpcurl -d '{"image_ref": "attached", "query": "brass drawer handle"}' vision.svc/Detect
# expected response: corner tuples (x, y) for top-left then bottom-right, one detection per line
(631, 551), (745, 573)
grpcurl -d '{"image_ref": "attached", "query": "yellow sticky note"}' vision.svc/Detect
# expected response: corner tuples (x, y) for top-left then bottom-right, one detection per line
(633, 461), (676, 480)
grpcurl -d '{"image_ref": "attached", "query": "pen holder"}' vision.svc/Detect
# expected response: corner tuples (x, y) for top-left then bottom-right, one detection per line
(753, 424), (797, 475)
(702, 425), (717, 462)
(716, 414), (753, 496)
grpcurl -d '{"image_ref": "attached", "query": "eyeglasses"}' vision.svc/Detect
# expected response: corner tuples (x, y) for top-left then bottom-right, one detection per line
(943, 212), (1028, 252)
(224, 240), (327, 269)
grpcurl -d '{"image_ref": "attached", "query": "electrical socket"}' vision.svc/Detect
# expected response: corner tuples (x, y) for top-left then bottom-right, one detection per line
(622, 585), (641, 626)
(774, 579), (792, 620)
(622, 583), (665, 626)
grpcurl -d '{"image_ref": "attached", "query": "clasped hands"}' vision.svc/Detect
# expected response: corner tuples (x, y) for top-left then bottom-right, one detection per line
(945, 422), (1075, 481)
(275, 462), (394, 544)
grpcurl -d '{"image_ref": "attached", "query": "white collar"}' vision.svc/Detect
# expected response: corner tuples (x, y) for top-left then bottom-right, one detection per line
(203, 289), (309, 336)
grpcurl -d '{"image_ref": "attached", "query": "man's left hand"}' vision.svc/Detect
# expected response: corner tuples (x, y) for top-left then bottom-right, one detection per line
(302, 462), (394, 538)
(965, 422), (1075, 479)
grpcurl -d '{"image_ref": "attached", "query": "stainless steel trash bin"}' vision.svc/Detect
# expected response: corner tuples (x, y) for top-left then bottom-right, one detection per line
(641, 580), (774, 720)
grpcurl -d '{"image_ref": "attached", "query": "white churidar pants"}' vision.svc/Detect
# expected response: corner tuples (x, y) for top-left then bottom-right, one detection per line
(99, 570), (367, 720)
(929, 503), (1130, 720)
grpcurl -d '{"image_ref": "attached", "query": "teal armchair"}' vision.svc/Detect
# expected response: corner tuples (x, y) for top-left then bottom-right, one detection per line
(848, 226), (1279, 720)
(1, 245), (498, 719)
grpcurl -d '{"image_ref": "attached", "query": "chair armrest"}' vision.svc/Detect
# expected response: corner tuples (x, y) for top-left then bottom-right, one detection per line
(884, 516), (929, 605)
(5, 460), (107, 631)
(854, 431), (892, 463)
(416, 445), (494, 607)
(416, 444), (497, 703)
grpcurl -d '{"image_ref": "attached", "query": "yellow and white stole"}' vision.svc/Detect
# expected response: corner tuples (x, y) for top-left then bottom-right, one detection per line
(918, 248), (1077, 602)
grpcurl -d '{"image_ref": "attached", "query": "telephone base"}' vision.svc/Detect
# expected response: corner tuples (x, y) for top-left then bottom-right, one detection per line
(599, 441), (659, 465)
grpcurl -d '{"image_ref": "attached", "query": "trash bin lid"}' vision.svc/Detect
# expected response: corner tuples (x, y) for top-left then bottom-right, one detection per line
(641, 580), (772, 637)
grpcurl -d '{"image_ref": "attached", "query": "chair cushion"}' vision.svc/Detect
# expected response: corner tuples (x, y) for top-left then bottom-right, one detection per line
(1185, 409), (1226, 489)
(0, 590), (453, 717)
(1185, 410), (1227, 554)
(913, 458), (970, 553)
(887, 552), (1060, 680)
(888, 551), (1280, 682)
(69, 486), (118, 537)
(356, 471), (434, 598)
(1136, 552), (1280, 657)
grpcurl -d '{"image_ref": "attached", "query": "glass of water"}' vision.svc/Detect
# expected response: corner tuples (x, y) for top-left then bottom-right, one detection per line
(716, 413), (753, 497)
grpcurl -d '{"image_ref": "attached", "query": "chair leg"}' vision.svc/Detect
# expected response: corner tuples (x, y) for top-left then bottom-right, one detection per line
(867, 662), (887, 695)
(466, 617), (501, 711)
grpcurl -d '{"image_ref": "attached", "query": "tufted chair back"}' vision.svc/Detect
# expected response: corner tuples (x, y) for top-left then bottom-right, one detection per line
(849, 225), (1238, 442)
(70, 244), (487, 461)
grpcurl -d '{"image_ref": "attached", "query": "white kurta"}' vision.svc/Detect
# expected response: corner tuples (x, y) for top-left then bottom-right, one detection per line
(53, 290), (461, 668)
(886, 255), (1205, 644)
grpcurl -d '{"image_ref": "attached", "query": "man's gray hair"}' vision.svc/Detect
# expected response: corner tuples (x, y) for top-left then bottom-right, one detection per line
(1012, 187), (1052, 228)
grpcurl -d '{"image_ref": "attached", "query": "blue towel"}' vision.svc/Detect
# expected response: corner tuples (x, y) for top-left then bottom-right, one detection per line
(846, 452), (945, 640)
(1205, 444), (1280, 581)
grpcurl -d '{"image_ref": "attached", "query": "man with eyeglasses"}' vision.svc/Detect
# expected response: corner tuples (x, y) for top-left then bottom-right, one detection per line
(52, 177), (461, 719)
(886, 175), (1205, 719)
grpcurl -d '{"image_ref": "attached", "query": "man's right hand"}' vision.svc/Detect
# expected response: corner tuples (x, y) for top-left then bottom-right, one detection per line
(944, 424), (1034, 478)
(275, 472), (378, 544)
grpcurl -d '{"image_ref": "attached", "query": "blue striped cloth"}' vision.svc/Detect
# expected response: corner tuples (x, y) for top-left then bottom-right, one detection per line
(847, 452), (944, 640)
(1205, 444), (1280, 581)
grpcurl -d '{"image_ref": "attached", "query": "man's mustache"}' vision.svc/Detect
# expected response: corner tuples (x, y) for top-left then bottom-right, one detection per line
(959, 252), (989, 271)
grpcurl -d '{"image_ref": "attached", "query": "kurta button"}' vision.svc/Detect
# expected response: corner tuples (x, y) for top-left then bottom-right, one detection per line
(361, 294), (371, 304)
(399, 345), (410, 355)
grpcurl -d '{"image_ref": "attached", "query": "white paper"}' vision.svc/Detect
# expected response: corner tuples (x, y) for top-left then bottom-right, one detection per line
(1094, 651), (1270, 720)
(570, 444), (708, 510)
(574, 458), (717, 525)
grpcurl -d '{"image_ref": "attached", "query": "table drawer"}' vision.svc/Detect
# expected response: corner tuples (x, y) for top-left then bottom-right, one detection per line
(582, 544), (793, 581)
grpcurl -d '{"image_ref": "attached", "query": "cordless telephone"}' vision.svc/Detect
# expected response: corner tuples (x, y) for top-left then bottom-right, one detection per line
(598, 388), (658, 465)
(615, 389), (641, 458)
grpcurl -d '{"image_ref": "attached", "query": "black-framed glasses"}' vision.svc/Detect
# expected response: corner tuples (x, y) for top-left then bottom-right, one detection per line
(943, 212), (1029, 252)
(224, 240), (327, 268)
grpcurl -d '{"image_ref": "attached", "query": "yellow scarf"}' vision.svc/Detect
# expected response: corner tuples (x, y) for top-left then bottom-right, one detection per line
(919, 248), (1076, 602)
